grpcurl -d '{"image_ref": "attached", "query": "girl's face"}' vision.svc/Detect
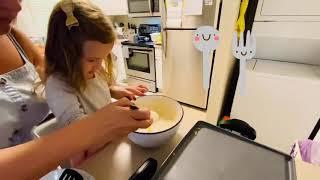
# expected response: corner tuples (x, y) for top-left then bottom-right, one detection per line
(81, 40), (114, 79)
(0, 0), (21, 35)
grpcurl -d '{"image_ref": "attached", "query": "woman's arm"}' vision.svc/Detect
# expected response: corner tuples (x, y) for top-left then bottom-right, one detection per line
(0, 98), (152, 180)
(10, 28), (45, 80)
(0, 116), (103, 179)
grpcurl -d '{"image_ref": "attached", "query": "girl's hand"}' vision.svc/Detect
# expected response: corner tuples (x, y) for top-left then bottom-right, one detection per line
(110, 85), (148, 100)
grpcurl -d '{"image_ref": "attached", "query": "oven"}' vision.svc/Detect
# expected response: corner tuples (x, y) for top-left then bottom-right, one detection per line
(123, 45), (157, 92)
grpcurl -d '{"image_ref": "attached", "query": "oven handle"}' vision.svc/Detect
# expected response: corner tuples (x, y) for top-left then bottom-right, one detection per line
(132, 50), (152, 54)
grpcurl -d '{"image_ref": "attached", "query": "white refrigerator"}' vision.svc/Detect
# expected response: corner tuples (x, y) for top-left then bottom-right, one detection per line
(161, 1), (221, 109)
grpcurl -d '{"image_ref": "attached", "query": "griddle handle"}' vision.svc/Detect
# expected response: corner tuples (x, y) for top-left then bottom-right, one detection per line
(129, 158), (158, 180)
(219, 119), (257, 140)
(308, 118), (320, 140)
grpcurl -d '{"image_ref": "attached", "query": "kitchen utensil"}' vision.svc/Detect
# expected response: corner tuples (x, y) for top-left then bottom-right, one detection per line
(129, 158), (158, 180)
(41, 168), (94, 180)
(59, 169), (83, 180)
(192, 26), (220, 90)
(128, 95), (183, 148)
(232, 31), (256, 95)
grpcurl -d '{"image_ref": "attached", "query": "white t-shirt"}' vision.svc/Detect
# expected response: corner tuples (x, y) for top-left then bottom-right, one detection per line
(45, 73), (112, 127)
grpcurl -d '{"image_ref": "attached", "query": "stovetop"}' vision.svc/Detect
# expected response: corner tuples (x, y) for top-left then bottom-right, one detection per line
(121, 24), (160, 48)
(121, 40), (155, 48)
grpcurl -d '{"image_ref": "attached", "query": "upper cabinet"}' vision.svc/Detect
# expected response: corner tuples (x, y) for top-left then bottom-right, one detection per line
(255, 0), (320, 21)
(253, 0), (320, 65)
(91, 0), (128, 15)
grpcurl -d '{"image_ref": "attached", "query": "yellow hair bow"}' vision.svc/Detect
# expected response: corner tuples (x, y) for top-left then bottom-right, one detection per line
(60, 0), (79, 30)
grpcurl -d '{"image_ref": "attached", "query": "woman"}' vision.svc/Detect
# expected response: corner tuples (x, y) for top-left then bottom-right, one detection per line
(0, 1), (152, 179)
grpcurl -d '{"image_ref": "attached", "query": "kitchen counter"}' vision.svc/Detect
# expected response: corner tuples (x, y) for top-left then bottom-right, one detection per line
(79, 124), (198, 179)
(79, 108), (318, 180)
(79, 105), (205, 179)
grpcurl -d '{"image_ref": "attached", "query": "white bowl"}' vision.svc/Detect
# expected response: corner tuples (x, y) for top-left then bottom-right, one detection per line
(128, 95), (183, 148)
(40, 168), (94, 180)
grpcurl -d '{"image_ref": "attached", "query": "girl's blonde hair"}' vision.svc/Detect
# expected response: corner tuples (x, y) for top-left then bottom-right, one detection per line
(45, 0), (116, 91)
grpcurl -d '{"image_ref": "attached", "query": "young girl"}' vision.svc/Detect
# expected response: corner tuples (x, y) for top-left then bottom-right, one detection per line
(44, 0), (148, 166)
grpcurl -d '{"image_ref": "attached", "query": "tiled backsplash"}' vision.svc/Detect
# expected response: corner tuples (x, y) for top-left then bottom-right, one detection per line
(112, 15), (161, 30)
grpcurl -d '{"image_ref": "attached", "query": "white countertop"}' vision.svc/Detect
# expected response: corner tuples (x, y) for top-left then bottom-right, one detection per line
(79, 116), (200, 180)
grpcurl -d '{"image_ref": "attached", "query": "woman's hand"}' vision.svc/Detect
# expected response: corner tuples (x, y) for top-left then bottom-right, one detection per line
(91, 97), (152, 142)
(110, 85), (148, 100)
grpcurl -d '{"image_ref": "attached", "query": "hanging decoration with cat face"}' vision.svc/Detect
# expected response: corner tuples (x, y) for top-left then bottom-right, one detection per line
(192, 26), (220, 90)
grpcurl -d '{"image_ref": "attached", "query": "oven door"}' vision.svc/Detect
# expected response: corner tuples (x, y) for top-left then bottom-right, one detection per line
(124, 46), (156, 81)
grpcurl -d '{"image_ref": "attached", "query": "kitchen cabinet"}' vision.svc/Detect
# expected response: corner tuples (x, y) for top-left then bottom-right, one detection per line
(255, 0), (320, 21)
(91, 0), (128, 15)
(155, 46), (163, 90)
(261, 0), (320, 16)
(253, 21), (320, 65)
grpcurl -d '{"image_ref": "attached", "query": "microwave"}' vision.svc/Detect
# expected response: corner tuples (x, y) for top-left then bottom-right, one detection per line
(127, 0), (160, 17)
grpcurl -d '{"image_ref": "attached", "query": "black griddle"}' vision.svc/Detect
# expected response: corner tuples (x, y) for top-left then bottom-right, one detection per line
(152, 121), (296, 180)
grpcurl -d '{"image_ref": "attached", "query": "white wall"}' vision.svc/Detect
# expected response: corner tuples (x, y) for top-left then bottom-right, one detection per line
(15, 0), (120, 38)
(16, 0), (59, 38)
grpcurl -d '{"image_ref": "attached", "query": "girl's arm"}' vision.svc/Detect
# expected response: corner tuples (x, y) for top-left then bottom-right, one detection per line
(0, 98), (152, 180)
(110, 85), (148, 100)
(45, 75), (86, 126)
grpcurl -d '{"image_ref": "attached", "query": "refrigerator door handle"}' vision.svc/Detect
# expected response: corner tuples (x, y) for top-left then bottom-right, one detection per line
(163, 30), (167, 57)
(148, 0), (152, 15)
